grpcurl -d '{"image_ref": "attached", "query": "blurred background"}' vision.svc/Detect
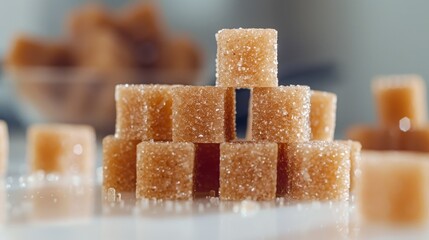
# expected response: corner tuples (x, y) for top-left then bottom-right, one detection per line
(1, 0), (429, 139)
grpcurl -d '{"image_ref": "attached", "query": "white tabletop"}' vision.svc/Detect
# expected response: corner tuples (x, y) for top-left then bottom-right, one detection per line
(1, 134), (429, 240)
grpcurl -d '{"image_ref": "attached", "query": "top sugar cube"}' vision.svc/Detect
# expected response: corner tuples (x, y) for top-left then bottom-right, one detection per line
(372, 75), (427, 129)
(216, 28), (278, 88)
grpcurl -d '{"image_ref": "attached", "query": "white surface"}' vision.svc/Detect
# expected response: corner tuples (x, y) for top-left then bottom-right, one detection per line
(1, 135), (429, 240)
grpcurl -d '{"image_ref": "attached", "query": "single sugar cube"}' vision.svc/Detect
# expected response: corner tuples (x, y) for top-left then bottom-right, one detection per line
(372, 75), (427, 129)
(172, 86), (235, 143)
(358, 151), (429, 225)
(194, 143), (220, 198)
(0, 121), (8, 177)
(115, 84), (176, 141)
(219, 142), (278, 201)
(102, 135), (140, 195)
(216, 28), (278, 88)
(338, 140), (362, 193)
(251, 86), (311, 143)
(136, 142), (194, 200)
(28, 124), (96, 176)
(310, 91), (337, 140)
(285, 141), (350, 201)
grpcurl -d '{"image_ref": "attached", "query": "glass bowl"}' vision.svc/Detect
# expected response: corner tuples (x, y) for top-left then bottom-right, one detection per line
(4, 67), (208, 133)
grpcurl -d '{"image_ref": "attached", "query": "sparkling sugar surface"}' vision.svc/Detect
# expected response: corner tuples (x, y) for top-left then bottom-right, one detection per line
(136, 142), (194, 200)
(0, 121), (8, 177)
(194, 143), (220, 198)
(27, 124), (96, 176)
(358, 151), (429, 225)
(372, 75), (427, 129)
(102, 136), (140, 195)
(172, 86), (235, 143)
(250, 86), (311, 143)
(215, 28), (278, 88)
(338, 140), (362, 193)
(115, 84), (176, 141)
(285, 141), (350, 201)
(310, 91), (337, 141)
(219, 142), (278, 201)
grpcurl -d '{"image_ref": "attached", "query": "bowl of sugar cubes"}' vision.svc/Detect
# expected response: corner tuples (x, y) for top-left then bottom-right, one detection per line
(3, 3), (204, 133)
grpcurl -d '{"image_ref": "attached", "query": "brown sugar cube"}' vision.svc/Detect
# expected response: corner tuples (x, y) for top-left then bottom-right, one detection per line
(74, 29), (135, 71)
(136, 142), (194, 200)
(194, 143), (220, 198)
(28, 124), (96, 176)
(216, 28), (278, 88)
(5, 35), (73, 67)
(346, 125), (397, 150)
(118, 3), (164, 68)
(102, 136), (140, 194)
(172, 86), (236, 143)
(0, 121), (8, 177)
(219, 142), (278, 201)
(338, 140), (362, 193)
(372, 75), (427, 129)
(118, 3), (164, 42)
(310, 91), (337, 140)
(159, 37), (202, 85)
(160, 37), (202, 72)
(66, 4), (117, 38)
(115, 84), (176, 141)
(251, 86), (310, 143)
(358, 151), (429, 225)
(285, 141), (350, 201)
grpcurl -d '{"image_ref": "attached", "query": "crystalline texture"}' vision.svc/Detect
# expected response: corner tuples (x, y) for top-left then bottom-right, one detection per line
(219, 142), (278, 201)
(338, 140), (362, 193)
(115, 84), (176, 141)
(136, 142), (194, 200)
(216, 28), (278, 88)
(250, 85), (311, 143)
(172, 86), (235, 143)
(310, 90), (337, 141)
(102, 135), (140, 194)
(284, 141), (350, 201)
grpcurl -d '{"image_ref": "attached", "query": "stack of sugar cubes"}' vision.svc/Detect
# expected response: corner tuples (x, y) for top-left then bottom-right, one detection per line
(347, 75), (429, 225)
(348, 75), (429, 152)
(103, 28), (361, 202)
